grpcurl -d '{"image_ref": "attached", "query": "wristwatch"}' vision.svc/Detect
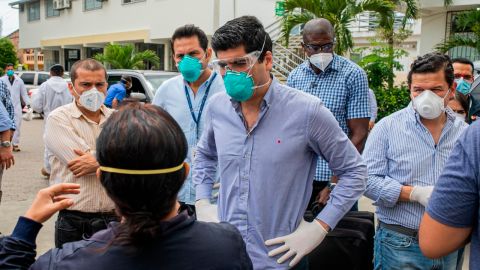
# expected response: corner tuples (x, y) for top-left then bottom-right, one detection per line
(1, 141), (12, 148)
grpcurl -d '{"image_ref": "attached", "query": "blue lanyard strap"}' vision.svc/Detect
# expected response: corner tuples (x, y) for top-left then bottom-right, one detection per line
(184, 72), (217, 140)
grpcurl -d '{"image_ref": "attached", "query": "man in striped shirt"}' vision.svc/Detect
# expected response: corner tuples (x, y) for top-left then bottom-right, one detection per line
(363, 53), (467, 269)
(44, 59), (118, 248)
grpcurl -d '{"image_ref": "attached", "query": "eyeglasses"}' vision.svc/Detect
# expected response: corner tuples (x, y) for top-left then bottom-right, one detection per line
(301, 42), (334, 53)
(454, 74), (473, 82)
(211, 51), (261, 74)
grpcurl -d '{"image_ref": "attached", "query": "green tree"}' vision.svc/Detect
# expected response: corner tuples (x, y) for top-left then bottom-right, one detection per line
(0, 38), (18, 71)
(435, 9), (480, 56)
(280, 0), (395, 55)
(94, 43), (160, 69)
(376, 0), (418, 90)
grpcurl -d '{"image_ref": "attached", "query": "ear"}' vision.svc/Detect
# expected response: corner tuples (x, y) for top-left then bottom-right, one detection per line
(183, 162), (190, 178)
(206, 48), (213, 61)
(68, 82), (76, 97)
(264, 51), (273, 72)
(96, 167), (101, 180)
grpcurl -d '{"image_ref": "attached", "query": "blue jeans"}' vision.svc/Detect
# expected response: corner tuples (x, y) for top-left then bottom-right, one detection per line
(374, 226), (457, 270)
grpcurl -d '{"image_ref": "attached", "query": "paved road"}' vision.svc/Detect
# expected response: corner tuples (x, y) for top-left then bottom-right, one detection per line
(0, 118), (469, 268)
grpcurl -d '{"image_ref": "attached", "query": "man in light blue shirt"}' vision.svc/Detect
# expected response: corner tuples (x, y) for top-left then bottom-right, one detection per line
(368, 89), (378, 130)
(193, 16), (366, 269)
(363, 53), (467, 269)
(153, 25), (223, 208)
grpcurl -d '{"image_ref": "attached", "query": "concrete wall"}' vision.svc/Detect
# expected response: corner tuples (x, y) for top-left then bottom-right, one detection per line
(17, 0), (278, 49)
(418, 12), (447, 55)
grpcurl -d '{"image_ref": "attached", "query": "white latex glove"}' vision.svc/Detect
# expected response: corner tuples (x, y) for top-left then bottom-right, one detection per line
(265, 219), (328, 267)
(195, 199), (219, 223)
(409, 186), (434, 207)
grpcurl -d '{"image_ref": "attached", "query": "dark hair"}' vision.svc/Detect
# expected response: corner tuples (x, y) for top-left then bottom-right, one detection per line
(171, 24), (208, 52)
(212, 16), (273, 62)
(453, 91), (469, 113)
(70, 58), (107, 84)
(50, 64), (64, 77)
(6, 63), (14, 68)
(120, 75), (132, 83)
(408, 53), (454, 88)
(97, 102), (188, 249)
(452, 58), (474, 75)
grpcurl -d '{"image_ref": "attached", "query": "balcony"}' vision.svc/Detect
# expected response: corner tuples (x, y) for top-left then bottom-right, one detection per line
(22, 52), (44, 70)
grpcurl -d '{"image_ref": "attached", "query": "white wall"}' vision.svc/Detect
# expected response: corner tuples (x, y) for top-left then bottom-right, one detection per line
(418, 12), (447, 55)
(18, 0), (278, 49)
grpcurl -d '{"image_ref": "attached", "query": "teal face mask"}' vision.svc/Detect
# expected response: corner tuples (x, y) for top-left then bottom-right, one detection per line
(6, 70), (14, 77)
(455, 78), (472, 95)
(178, 55), (204, 83)
(223, 70), (255, 102)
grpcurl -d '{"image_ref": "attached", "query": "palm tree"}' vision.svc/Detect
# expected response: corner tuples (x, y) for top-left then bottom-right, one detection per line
(281, 0), (395, 55)
(94, 43), (160, 69)
(377, 0), (418, 90)
(435, 9), (480, 57)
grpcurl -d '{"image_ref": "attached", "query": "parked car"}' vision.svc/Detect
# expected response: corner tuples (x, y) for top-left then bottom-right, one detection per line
(106, 70), (178, 103)
(14, 71), (70, 91)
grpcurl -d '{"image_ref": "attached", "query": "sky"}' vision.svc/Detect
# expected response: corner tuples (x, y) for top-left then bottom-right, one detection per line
(0, 0), (19, 37)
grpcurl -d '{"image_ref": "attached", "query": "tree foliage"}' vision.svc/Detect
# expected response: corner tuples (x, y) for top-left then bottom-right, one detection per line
(94, 43), (160, 69)
(0, 38), (17, 71)
(436, 9), (480, 55)
(281, 0), (395, 55)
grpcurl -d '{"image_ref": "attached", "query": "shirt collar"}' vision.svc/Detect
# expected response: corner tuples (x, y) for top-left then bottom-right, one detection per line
(301, 54), (339, 74)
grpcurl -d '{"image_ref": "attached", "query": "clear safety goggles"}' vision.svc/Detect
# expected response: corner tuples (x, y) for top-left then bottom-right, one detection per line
(211, 50), (261, 74)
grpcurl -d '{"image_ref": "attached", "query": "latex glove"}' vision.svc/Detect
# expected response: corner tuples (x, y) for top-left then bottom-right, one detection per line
(409, 186), (434, 207)
(195, 199), (219, 223)
(265, 219), (328, 267)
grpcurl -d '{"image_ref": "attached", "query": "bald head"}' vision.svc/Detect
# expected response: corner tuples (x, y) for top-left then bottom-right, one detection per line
(303, 18), (334, 40)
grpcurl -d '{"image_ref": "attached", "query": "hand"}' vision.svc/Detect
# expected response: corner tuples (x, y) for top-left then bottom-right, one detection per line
(112, 98), (118, 109)
(409, 186), (434, 207)
(0, 146), (14, 170)
(195, 199), (219, 222)
(316, 187), (330, 205)
(24, 183), (80, 223)
(67, 149), (99, 177)
(369, 121), (375, 131)
(265, 219), (329, 267)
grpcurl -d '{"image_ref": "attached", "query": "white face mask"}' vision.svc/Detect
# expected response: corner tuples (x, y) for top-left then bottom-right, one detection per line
(412, 89), (449, 119)
(454, 112), (466, 122)
(309, 53), (333, 72)
(73, 87), (105, 112)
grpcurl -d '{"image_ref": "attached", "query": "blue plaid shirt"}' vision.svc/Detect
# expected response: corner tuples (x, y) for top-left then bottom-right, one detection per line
(287, 55), (370, 181)
(0, 80), (16, 130)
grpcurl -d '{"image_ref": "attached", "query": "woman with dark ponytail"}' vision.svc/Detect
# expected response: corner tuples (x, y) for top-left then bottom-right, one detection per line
(0, 102), (253, 269)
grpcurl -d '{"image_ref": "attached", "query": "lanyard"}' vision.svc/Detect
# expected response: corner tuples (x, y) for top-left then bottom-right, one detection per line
(184, 72), (217, 140)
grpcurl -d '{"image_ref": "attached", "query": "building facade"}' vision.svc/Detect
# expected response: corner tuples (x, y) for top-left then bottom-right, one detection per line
(9, 0), (278, 71)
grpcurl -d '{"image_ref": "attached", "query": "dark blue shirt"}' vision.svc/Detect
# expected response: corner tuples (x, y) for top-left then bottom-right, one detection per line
(0, 213), (252, 269)
(104, 83), (127, 107)
(427, 120), (480, 269)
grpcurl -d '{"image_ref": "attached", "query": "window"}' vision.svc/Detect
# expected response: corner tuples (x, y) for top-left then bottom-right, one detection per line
(27, 1), (40, 21)
(20, 73), (35, 85)
(46, 0), (60, 17)
(38, 74), (50, 85)
(122, 0), (146, 4)
(84, 0), (102, 11)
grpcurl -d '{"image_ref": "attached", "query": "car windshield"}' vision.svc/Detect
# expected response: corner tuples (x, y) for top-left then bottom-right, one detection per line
(145, 74), (175, 94)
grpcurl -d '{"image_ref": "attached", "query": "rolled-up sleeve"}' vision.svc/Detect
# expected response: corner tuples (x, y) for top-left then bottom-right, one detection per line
(193, 102), (218, 200)
(363, 121), (403, 207)
(307, 101), (367, 229)
(0, 102), (12, 132)
(346, 68), (370, 120)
